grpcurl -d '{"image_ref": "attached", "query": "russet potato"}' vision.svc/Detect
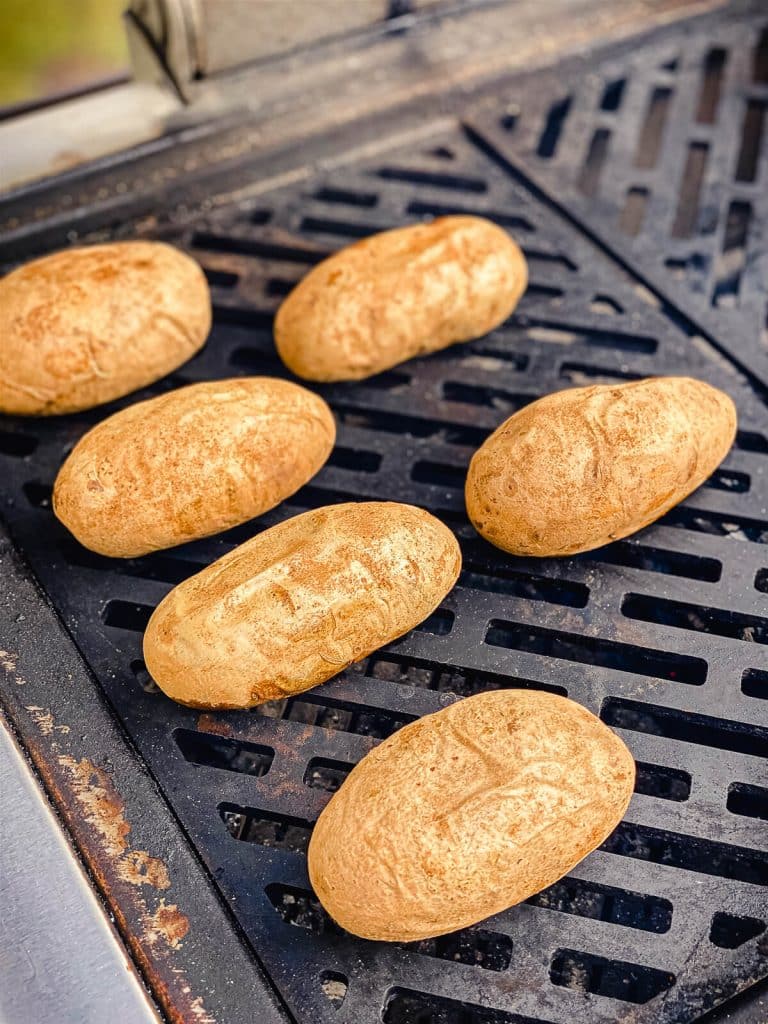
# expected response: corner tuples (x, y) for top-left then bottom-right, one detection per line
(1, 242), (211, 415)
(466, 376), (737, 556)
(274, 216), (527, 381)
(53, 377), (335, 557)
(308, 689), (635, 941)
(143, 502), (461, 708)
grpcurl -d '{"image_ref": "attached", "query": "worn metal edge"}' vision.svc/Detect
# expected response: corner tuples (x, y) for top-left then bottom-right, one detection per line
(0, 516), (292, 1024)
(0, 709), (160, 1024)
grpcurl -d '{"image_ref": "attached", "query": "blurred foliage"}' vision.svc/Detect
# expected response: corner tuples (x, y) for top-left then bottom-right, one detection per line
(0, 0), (128, 107)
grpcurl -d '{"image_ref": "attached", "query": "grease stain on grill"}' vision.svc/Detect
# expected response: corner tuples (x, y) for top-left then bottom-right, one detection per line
(529, 877), (673, 933)
(486, 620), (707, 684)
(549, 948), (675, 1003)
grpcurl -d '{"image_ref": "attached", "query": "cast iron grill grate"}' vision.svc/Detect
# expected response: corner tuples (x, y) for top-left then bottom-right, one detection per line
(470, 4), (768, 392)
(1, 99), (768, 1024)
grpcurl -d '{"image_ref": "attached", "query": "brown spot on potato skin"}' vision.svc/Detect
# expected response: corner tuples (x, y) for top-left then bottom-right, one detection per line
(275, 216), (527, 381)
(465, 376), (737, 557)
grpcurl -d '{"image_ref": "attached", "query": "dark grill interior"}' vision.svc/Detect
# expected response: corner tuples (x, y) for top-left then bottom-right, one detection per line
(1, 6), (767, 1021)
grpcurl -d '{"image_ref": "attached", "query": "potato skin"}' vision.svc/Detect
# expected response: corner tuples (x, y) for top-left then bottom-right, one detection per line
(143, 502), (461, 708)
(0, 242), (211, 415)
(274, 216), (527, 381)
(466, 376), (737, 557)
(308, 689), (634, 941)
(53, 378), (335, 557)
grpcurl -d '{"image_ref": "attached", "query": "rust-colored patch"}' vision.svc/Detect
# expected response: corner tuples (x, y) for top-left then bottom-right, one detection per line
(58, 757), (169, 890)
(146, 901), (190, 949)
(59, 755), (131, 856)
(196, 713), (234, 737)
(118, 849), (171, 890)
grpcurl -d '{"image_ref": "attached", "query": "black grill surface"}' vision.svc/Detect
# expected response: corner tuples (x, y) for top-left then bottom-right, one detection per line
(472, 5), (768, 391)
(1, 30), (768, 1024)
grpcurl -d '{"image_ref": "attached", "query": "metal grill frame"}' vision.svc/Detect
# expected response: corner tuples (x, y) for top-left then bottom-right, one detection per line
(1, 4), (767, 1023)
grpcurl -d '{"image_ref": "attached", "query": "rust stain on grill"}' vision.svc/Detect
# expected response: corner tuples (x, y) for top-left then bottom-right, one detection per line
(29, 752), (213, 1023)
(57, 755), (171, 889)
(147, 901), (191, 949)
(197, 713), (234, 737)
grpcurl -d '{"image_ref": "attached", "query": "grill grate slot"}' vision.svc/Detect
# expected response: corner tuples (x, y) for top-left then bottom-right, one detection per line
(527, 878), (673, 933)
(709, 912), (766, 949)
(485, 620), (708, 684)
(601, 698), (768, 758)
(549, 948), (675, 1003)
(174, 729), (274, 777)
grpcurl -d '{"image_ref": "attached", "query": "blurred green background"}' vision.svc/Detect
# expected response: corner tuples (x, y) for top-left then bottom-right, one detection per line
(0, 0), (128, 109)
